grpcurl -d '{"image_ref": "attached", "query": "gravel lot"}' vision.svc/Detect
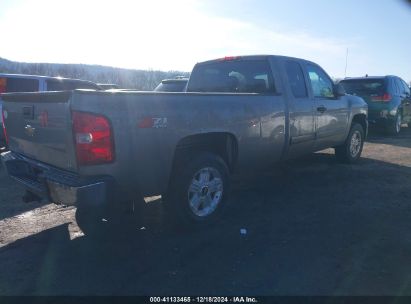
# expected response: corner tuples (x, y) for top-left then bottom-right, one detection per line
(1, 128), (411, 295)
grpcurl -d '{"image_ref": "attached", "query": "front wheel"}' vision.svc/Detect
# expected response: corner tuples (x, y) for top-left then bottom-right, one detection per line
(165, 152), (230, 228)
(335, 123), (365, 164)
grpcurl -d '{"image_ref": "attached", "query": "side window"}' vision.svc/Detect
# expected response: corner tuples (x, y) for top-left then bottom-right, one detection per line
(401, 79), (410, 96)
(4, 78), (39, 92)
(306, 64), (334, 98)
(285, 61), (307, 98)
(392, 78), (401, 95)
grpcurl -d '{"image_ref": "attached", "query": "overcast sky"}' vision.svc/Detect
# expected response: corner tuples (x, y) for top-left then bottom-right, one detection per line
(1, 0), (410, 81)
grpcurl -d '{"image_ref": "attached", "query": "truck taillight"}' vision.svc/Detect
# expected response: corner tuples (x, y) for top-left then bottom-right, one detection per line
(72, 111), (114, 165)
(1, 109), (8, 145)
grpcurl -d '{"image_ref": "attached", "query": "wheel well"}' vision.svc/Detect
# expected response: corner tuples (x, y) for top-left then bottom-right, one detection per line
(171, 133), (238, 174)
(352, 114), (367, 134)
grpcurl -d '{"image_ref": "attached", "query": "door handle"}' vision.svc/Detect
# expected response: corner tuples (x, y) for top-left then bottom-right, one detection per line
(317, 106), (327, 113)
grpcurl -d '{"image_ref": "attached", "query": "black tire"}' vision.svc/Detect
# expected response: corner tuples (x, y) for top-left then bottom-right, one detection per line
(75, 200), (137, 237)
(75, 204), (109, 237)
(335, 123), (365, 164)
(165, 152), (230, 228)
(386, 112), (402, 136)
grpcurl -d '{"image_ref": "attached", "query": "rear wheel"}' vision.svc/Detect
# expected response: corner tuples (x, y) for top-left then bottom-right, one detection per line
(386, 112), (402, 135)
(75, 200), (137, 237)
(75, 205), (109, 237)
(335, 123), (364, 163)
(165, 152), (230, 227)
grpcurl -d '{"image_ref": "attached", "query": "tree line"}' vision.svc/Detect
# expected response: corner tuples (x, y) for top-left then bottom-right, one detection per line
(0, 57), (190, 90)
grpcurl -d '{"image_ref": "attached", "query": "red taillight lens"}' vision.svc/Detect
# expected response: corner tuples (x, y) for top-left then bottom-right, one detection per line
(1, 109), (8, 145)
(371, 93), (392, 102)
(72, 111), (114, 165)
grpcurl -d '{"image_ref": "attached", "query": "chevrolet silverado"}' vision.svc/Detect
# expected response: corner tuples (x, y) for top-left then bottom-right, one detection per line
(1, 55), (368, 234)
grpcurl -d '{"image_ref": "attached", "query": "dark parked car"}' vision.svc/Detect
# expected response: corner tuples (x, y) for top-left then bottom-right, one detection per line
(340, 76), (411, 134)
(0, 73), (101, 147)
(154, 78), (188, 92)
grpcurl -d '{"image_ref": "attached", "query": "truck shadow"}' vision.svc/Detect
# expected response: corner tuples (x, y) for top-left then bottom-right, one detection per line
(367, 126), (411, 149)
(0, 163), (47, 221)
(2, 154), (411, 295)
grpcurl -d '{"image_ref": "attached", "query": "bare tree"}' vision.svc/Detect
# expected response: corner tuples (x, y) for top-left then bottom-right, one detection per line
(0, 57), (189, 90)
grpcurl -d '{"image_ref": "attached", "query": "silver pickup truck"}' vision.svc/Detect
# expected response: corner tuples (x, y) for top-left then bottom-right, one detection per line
(1, 55), (368, 233)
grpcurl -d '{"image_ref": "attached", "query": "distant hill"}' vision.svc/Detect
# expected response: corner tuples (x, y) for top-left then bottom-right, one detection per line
(0, 57), (190, 90)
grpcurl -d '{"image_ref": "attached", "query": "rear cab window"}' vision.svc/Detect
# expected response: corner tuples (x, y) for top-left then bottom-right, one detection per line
(187, 59), (276, 94)
(0, 77), (39, 93)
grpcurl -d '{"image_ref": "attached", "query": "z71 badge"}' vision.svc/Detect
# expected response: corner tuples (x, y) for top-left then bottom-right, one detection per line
(138, 117), (168, 129)
(153, 118), (168, 128)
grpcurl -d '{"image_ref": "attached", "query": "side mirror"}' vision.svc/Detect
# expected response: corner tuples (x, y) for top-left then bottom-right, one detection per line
(334, 83), (346, 97)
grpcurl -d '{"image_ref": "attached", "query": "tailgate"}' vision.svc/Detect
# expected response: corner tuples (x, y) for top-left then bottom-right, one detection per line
(1, 91), (78, 171)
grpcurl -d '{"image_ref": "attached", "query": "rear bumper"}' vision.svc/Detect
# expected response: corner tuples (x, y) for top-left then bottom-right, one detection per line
(1, 151), (113, 207)
(368, 106), (398, 127)
(368, 116), (395, 127)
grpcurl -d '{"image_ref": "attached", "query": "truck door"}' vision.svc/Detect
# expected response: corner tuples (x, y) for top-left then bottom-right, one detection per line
(305, 63), (349, 149)
(285, 60), (316, 158)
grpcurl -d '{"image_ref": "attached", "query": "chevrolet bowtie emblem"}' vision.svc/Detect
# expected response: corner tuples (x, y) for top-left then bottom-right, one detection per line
(25, 125), (36, 137)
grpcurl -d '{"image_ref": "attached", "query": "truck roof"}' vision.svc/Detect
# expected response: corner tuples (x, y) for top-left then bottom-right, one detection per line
(342, 76), (396, 81)
(195, 55), (317, 66)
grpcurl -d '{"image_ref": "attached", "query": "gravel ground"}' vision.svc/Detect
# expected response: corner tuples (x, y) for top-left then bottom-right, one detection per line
(1, 128), (411, 295)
